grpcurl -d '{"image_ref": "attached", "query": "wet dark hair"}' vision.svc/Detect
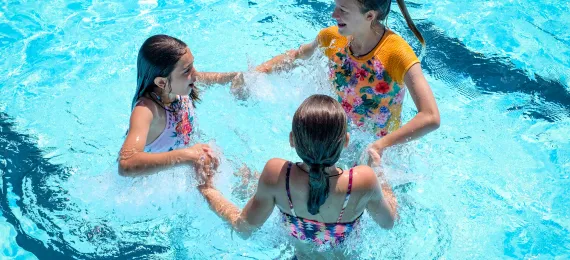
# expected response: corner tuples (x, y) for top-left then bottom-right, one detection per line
(132, 34), (200, 110)
(356, 0), (425, 45)
(292, 95), (347, 215)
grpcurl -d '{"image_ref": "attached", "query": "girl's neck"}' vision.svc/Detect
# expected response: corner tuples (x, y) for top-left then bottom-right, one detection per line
(149, 89), (177, 105)
(349, 24), (385, 57)
(146, 90), (179, 113)
(296, 162), (342, 176)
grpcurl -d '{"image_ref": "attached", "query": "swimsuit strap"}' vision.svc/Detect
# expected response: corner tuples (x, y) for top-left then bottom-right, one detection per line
(285, 162), (296, 217)
(337, 168), (354, 223)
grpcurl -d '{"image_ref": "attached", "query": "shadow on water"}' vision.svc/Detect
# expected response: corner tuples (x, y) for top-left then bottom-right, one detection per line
(0, 112), (169, 259)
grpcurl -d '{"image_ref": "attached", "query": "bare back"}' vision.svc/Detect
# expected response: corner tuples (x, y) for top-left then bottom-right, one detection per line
(270, 160), (373, 223)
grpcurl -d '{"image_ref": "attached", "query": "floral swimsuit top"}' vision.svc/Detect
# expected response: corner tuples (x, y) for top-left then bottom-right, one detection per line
(144, 95), (195, 153)
(317, 26), (420, 137)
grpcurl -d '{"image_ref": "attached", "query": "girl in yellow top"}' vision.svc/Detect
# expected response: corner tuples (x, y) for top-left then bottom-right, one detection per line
(257, 0), (440, 164)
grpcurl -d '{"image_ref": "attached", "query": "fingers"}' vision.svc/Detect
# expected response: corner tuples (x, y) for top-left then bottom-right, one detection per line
(196, 146), (219, 174)
(194, 160), (208, 182)
(211, 155), (220, 171)
(190, 144), (224, 188)
(200, 146), (215, 161)
(231, 73), (244, 86)
(235, 72), (244, 82)
(201, 146), (213, 157)
(367, 148), (381, 167)
(201, 146), (219, 171)
(230, 73), (249, 101)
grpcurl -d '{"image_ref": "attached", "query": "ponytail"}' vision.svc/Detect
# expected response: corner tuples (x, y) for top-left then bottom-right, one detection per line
(292, 95), (347, 216)
(358, 0), (425, 46)
(395, 0), (425, 45)
(307, 164), (330, 215)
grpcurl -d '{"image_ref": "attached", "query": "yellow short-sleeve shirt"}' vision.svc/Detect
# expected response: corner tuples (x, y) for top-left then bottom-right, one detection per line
(317, 26), (419, 136)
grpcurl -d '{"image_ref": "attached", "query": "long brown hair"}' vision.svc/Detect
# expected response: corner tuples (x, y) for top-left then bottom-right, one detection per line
(292, 95), (347, 215)
(356, 0), (425, 45)
(133, 34), (200, 110)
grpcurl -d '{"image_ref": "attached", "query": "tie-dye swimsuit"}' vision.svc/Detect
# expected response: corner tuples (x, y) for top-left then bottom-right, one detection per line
(280, 162), (361, 247)
(144, 95), (195, 153)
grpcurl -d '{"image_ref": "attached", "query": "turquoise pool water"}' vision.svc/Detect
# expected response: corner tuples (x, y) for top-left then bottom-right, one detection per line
(1, 0), (569, 259)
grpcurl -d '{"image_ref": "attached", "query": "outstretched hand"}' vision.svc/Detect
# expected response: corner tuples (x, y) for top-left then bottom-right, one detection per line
(230, 72), (249, 100)
(366, 142), (385, 167)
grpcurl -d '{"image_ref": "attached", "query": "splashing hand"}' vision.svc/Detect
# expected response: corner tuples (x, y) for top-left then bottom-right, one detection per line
(230, 72), (249, 100)
(186, 144), (219, 186)
(367, 142), (385, 167)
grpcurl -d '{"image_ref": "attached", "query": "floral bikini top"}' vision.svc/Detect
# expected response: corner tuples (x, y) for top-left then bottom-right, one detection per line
(144, 95), (195, 153)
(317, 26), (420, 137)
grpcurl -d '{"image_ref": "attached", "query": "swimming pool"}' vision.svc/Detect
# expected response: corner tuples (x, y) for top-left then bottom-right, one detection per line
(1, 0), (569, 258)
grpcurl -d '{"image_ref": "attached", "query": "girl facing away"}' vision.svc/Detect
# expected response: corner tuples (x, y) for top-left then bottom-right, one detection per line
(198, 95), (397, 259)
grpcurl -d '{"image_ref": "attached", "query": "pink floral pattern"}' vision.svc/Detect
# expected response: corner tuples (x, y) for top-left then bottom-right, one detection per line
(144, 95), (195, 152)
(330, 48), (406, 136)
